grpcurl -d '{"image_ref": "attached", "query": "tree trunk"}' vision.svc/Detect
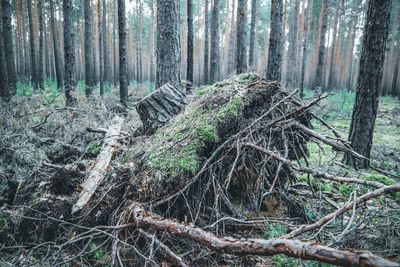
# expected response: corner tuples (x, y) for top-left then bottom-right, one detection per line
(391, 49), (400, 97)
(156, 0), (181, 90)
(312, 0), (328, 91)
(300, 0), (312, 99)
(0, 1), (9, 102)
(186, 0), (194, 90)
(63, 0), (77, 106)
(50, 0), (63, 90)
(27, 0), (38, 89)
(266, 0), (283, 81)
(327, 0), (342, 90)
(38, 0), (44, 89)
(118, 0), (128, 106)
(98, 0), (104, 96)
(209, 0), (220, 83)
(203, 0), (209, 84)
(113, 1), (118, 86)
(1, 0), (17, 93)
(149, 0), (155, 82)
(102, 0), (108, 85)
(84, 0), (94, 96)
(235, 0), (247, 74)
(248, 0), (257, 70)
(286, 0), (300, 89)
(345, 0), (392, 168)
(136, 83), (186, 134)
(138, 0), (143, 83)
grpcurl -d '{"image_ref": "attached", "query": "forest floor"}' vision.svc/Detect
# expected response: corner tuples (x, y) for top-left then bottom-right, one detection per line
(1, 78), (399, 266)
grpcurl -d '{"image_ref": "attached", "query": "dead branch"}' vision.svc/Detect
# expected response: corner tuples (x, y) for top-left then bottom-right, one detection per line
(131, 205), (399, 267)
(72, 116), (124, 214)
(284, 183), (400, 239)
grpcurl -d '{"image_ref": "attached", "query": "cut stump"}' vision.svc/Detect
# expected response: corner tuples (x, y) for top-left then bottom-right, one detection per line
(136, 83), (186, 134)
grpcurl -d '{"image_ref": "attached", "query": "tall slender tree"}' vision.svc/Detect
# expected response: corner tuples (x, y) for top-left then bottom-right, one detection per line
(63, 0), (77, 106)
(286, 0), (300, 89)
(312, 0), (328, 91)
(27, 0), (38, 89)
(186, 0), (194, 89)
(235, 0), (247, 74)
(98, 0), (104, 95)
(248, 0), (257, 70)
(266, 0), (283, 81)
(1, 0), (16, 93)
(156, 0), (181, 90)
(345, 0), (392, 168)
(300, 0), (312, 99)
(118, 0), (128, 105)
(102, 0), (108, 84)
(203, 0), (209, 84)
(209, 0), (220, 83)
(38, 0), (44, 89)
(84, 0), (94, 96)
(50, 0), (63, 89)
(0, 1), (9, 102)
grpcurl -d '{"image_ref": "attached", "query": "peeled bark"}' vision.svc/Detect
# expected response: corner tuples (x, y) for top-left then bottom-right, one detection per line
(136, 83), (186, 134)
(131, 205), (399, 267)
(156, 0), (181, 90)
(345, 0), (392, 168)
(235, 0), (247, 74)
(266, 0), (283, 81)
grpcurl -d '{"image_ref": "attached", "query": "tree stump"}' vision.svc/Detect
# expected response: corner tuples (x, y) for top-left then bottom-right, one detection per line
(136, 83), (186, 134)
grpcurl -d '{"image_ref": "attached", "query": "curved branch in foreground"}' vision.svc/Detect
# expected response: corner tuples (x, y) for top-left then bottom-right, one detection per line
(284, 183), (400, 239)
(131, 205), (399, 267)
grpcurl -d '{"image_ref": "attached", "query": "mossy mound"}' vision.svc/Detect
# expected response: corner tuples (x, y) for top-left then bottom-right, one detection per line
(127, 74), (311, 208)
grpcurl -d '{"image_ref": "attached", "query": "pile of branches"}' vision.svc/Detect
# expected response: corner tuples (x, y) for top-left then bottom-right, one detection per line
(0, 74), (399, 266)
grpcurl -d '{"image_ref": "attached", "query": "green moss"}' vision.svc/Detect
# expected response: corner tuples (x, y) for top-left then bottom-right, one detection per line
(195, 123), (219, 143)
(360, 173), (396, 186)
(88, 141), (102, 156)
(263, 219), (286, 239)
(217, 96), (244, 120)
(195, 85), (216, 96)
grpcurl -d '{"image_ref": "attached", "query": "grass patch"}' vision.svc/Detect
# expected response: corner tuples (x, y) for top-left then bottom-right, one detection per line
(263, 219), (286, 239)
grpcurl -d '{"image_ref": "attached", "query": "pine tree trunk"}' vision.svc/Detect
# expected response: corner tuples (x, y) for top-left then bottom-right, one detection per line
(118, 0), (128, 106)
(149, 0), (155, 82)
(38, 0), (44, 89)
(138, 0), (143, 83)
(27, 0), (38, 89)
(113, 1), (118, 86)
(266, 0), (283, 81)
(1, 0), (17, 93)
(327, 0), (342, 89)
(235, 0), (247, 74)
(209, 0), (220, 83)
(312, 0), (328, 91)
(391, 50), (400, 97)
(84, 0), (94, 96)
(0, 1), (9, 102)
(286, 0), (300, 89)
(102, 0), (108, 85)
(203, 0), (209, 84)
(63, 0), (77, 106)
(186, 0), (194, 89)
(300, 0), (312, 99)
(248, 0), (257, 70)
(156, 0), (181, 90)
(345, 0), (392, 168)
(50, 0), (63, 90)
(98, 0), (104, 95)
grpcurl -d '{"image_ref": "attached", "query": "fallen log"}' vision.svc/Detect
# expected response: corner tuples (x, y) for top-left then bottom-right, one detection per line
(72, 116), (124, 214)
(131, 205), (399, 267)
(136, 83), (186, 134)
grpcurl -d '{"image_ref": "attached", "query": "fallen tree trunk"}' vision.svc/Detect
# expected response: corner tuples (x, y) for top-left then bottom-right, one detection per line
(72, 116), (124, 214)
(131, 205), (399, 267)
(136, 83), (186, 134)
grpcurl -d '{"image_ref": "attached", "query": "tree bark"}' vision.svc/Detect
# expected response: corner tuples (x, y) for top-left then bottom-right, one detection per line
(286, 0), (300, 89)
(391, 49), (400, 97)
(63, 0), (77, 106)
(1, 0), (17, 93)
(312, 0), (328, 91)
(98, 0), (104, 96)
(248, 0), (257, 70)
(84, 0), (94, 96)
(186, 0), (194, 90)
(156, 0), (181, 90)
(27, 0), (38, 89)
(235, 0), (247, 74)
(266, 0), (283, 81)
(300, 0), (312, 99)
(118, 0), (128, 106)
(131, 205), (399, 267)
(136, 83), (186, 134)
(38, 0), (44, 89)
(50, 0), (63, 90)
(345, 0), (392, 168)
(0, 1), (9, 102)
(102, 0), (108, 85)
(203, 0), (209, 84)
(209, 0), (220, 83)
